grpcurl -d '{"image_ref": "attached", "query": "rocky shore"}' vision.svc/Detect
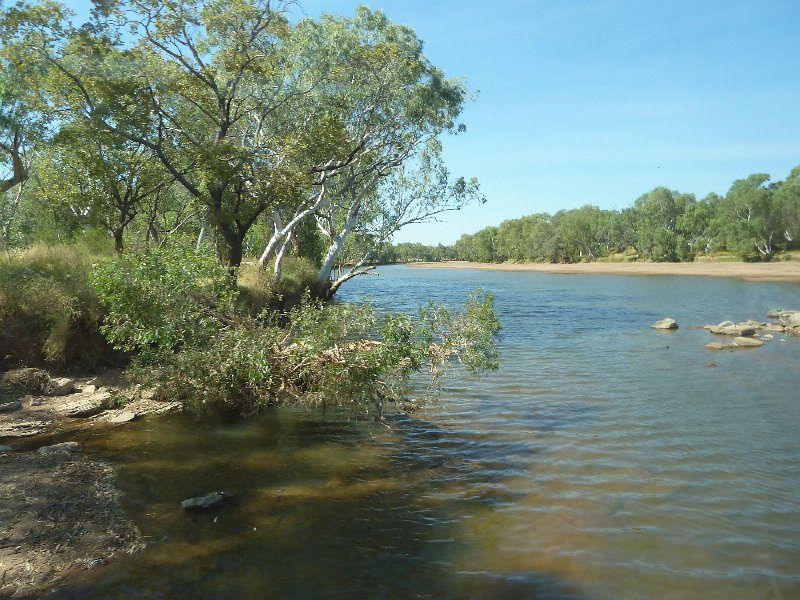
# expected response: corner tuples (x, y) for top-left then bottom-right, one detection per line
(0, 368), (180, 599)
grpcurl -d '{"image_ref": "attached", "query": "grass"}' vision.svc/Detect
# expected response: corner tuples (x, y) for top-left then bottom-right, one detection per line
(0, 243), (116, 370)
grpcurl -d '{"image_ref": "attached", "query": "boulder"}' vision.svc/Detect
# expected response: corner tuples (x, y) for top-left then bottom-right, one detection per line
(761, 334), (774, 341)
(0, 420), (50, 438)
(37, 441), (80, 455)
(61, 392), (111, 418)
(783, 312), (800, 327)
(181, 492), (231, 510)
(45, 377), (75, 396)
(107, 410), (137, 424)
(0, 445), (13, 453)
(766, 309), (784, 319)
(652, 318), (678, 330)
(733, 336), (764, 348)
(709, 324), (756, 336)
(82, 384), (97, 395)
(0, 400), (22, 413)
(760, 323), (786, 332)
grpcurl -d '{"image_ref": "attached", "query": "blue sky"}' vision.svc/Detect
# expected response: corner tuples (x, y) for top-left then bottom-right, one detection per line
(66, 0), (800, 244)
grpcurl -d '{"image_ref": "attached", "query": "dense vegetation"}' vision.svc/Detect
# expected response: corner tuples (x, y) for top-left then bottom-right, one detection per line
(0, 0), (500, 415)
(377, 168), (800, 264)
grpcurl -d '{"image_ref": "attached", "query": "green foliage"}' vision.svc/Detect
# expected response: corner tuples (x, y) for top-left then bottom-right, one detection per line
(114, 279), (500, 416)
(90, 242), (238, 363)
(0, 243), (111, 368)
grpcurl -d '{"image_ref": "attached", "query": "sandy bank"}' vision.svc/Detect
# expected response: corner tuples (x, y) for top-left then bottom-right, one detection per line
(408, 261), (800, 283)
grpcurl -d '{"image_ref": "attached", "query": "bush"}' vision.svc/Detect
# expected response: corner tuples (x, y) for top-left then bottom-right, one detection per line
(91, 242), (238, 364)
(0, 244), (113, 369)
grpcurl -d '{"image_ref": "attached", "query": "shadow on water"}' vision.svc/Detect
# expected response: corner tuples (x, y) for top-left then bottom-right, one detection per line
(48, 409), (591, 600)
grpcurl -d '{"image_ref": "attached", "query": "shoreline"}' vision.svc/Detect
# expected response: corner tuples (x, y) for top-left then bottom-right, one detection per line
(407, 260), (800, 283)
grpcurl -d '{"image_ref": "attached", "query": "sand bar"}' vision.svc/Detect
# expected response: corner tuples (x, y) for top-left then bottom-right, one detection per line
(409, 261), (800, 283)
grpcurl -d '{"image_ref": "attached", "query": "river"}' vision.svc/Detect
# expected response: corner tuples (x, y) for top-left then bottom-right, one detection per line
(63, 266), (800, 599)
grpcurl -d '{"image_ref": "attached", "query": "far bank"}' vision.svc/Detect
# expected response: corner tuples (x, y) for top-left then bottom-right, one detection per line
(408, 260), (800, 284)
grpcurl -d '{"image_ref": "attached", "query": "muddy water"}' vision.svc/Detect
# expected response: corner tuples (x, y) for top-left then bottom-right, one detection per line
(61, 267), (800, 599)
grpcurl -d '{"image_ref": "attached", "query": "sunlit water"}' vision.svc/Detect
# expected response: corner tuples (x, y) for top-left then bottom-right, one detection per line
(60, 266), (800, 599)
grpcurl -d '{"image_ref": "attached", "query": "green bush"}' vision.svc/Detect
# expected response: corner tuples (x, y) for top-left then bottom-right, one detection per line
(90, 242), (238, 363)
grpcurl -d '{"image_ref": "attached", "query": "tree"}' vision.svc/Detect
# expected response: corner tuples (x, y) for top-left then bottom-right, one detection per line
(36, 123), (168, 253)
(257, 8), (476, 295)
(720, 173), (784, 260)
(2, 0), (304, 269)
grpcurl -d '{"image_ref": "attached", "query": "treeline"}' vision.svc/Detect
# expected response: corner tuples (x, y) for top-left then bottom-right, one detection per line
(381, 167), (800, 264)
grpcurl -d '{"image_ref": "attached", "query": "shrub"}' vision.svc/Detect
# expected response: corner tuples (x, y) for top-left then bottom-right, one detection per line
(90, 242), (238, 364)
(0, 244), (112, 369)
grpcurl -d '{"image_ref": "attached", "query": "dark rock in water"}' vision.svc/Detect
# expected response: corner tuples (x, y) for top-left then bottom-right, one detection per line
(704, 362), (717, 368)
(652, 318), (678, 330)
(181, 492), (231, 510)
(0, 444), (14, 453)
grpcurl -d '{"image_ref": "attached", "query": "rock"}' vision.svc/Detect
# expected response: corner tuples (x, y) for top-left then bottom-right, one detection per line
(181, 492), (231, 510)
(733, 336), (764, 348)
(82, 384), (97, 395)
(705, 342), (736, 350)
(61, 392), (111, 418)
(761, 334), (774, 341)
(766, 309), (783, 319)
(0, 419), (50, 438)
(760, 323), (786, 332)
(738, 320), (764, 329)
(780, 338), (788, 343)
(107, 410), (136, 424)
(45, 377), (75, 396)
(0, 400), (22, 413)
(37, 441), (80, 455)
(779, 312), (800, 327)
(0, 445), (13, 452)
(652, 318), (678, 330)
(705, 362), (717, 368)
(709, 324), (756, 336)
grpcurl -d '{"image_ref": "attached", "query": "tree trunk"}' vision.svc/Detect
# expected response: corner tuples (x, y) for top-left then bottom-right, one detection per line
(113, 228), (124, 255)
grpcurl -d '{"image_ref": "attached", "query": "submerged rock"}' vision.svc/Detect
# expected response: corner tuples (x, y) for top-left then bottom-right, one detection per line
(704, 342), (736, 350)
(37, 441), (80, 455)
(652, 318), (678, 330)
(181, 492), (231, 510)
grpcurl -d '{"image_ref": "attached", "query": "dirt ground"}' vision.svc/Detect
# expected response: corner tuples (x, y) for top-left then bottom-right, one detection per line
(0, 370), (180, 599)
(410, 260), (800, 283)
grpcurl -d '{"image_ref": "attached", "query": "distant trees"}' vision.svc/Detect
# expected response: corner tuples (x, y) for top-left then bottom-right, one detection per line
(396, 165), (800, 265)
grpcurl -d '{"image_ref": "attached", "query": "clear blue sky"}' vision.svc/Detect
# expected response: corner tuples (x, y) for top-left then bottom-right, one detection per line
(67, 0), (800, 245)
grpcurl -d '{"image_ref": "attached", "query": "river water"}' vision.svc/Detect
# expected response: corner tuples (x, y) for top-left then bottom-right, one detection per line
(65, 266), (800, 599)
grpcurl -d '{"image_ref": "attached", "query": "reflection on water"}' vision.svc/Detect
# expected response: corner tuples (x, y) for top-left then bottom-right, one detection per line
(58, 267), (800, 599)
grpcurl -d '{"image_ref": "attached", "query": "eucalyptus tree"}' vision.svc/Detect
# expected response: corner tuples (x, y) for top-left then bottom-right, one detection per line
(720, 172), (794, 260)
(257, 8), (475, 294)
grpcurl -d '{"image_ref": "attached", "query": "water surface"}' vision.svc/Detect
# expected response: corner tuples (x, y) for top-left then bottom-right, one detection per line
(62, 266), (800, 599)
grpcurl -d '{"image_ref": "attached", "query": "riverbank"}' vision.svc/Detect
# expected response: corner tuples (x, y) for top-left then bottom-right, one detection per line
(0, 369), (180, 598)
(409, 260), (800, 283)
